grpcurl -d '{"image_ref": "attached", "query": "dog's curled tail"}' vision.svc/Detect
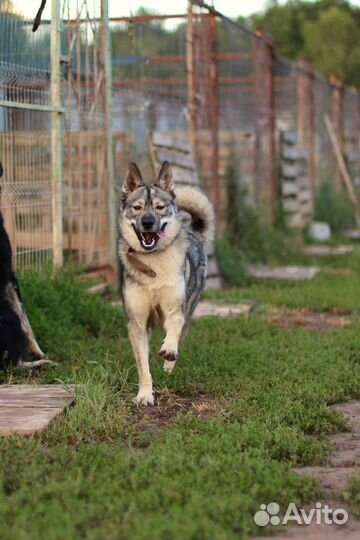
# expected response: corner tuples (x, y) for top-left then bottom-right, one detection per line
(175, 186), (215, 245)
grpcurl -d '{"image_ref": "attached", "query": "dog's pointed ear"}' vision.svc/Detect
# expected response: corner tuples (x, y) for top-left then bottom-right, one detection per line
(156, 161), (174, 192)
(122, 163), (143, 195)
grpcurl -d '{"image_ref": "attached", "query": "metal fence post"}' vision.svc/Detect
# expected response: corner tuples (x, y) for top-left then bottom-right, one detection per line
(208, 12), (220, 221)
(186, 0), (197, 162)
(51, 0), (64, 268)
(101, 0), (117, 268)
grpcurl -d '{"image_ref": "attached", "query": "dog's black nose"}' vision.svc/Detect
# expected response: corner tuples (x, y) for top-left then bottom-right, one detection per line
(142, 215), (155, 230)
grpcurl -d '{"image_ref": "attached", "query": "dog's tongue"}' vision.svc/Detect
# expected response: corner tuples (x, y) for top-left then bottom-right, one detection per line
(157, 230), (167, 239)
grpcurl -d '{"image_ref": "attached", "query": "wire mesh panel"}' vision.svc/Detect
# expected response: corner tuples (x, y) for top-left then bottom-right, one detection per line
(1, 0), (360, 274)
(215, 15), (257, 206)
(273, 57), (297, 134)
(111, 15), (188, 182)
(0, 0), (116, 271)
(192, 7), (220, 208)
(0, 0), (53, 269)
(61, 1), (112, 268)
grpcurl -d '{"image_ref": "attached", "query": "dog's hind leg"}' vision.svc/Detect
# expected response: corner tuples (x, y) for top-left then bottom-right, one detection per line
(6, 281), (55, 365)
(124, 284), (154, 406)
(158, 287), (185, 374)
(20, 312), (46, 359)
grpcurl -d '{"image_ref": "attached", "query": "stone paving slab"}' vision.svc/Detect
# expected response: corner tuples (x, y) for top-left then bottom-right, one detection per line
(193, 301), (255, 319)
(248, 265), (320, 281)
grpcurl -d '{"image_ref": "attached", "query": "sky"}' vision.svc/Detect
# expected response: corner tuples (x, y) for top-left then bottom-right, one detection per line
(11, 0), (360, 21)
(13, 0), (268, 19)
(109, 0), (268, 18)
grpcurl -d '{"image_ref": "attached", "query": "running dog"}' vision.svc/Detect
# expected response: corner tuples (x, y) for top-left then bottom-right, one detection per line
(0, 162), (52, 369)
(119, 161), (214, 405)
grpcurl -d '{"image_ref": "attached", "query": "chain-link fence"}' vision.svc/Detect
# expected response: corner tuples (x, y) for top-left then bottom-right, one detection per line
(1, 0), (360, 273)
(0, 0), (116, 272)
(110, 14), (188, 182)
(112, 1), (360, 230)
(0, 0), (53, 269)
(61, 1), (111, 268)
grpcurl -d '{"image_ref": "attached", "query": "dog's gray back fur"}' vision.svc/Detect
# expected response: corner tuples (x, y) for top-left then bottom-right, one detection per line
(183, 231), (207, 324)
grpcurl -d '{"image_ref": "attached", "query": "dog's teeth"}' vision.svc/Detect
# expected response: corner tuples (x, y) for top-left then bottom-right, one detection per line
(140, 233), (156, 248)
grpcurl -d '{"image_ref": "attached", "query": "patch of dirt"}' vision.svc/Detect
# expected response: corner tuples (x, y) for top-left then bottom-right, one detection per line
(269, 308), (351, 331)
(133, 392), (223, 432)
(292, 466), (357, 494)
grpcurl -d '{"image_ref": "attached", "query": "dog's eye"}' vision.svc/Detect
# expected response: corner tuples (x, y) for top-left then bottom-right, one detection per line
(156, 205), (165, 211)
(133, 205), (142, 211)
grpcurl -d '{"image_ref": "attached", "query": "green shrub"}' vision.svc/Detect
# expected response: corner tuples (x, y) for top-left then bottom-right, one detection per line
(314, 181), (355, 232)
(217, 150), (294, 286)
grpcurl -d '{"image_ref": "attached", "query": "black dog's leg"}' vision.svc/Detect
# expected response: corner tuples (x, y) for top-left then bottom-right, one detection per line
(0, 164), (55, 370)
(0, 301), (28, 369)
(8, 275), (45, 358)
(5, 278), (56, 368)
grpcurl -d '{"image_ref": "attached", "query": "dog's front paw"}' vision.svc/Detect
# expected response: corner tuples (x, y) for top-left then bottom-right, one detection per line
(134, 386), (154, 406)
(159, 348), (178, 362)
(159, 348), (178, 374)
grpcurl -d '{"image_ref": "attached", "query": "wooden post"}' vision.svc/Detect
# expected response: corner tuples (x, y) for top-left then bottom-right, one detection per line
(101, 0), (117, 268)
(186, 0), (197, 161)
(297, 57), (315, 199)
(330, 73), (344, 192)
(254, 29), (276, 223)
(51, 0), (64, 268)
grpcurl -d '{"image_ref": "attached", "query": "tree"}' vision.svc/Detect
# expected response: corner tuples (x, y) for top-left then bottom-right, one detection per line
(303, 6), (360, 83)
(251, 2), (305, 58)
(251, 0), (360, 85)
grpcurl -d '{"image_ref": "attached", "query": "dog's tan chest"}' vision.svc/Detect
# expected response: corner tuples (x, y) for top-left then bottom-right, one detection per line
(125, 237), (187, 291)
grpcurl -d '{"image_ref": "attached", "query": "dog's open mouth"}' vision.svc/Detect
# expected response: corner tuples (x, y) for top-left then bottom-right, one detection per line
(133, 223), (167, 251)
(139, 231), (158, 250)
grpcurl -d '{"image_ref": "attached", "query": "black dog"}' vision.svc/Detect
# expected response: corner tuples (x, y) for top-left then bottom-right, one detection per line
(0, 163), (52, 369)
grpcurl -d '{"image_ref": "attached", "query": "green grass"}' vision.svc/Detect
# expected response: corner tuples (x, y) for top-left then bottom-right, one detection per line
(343, 474), (360, 516)
(1, 255), (360, 539)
